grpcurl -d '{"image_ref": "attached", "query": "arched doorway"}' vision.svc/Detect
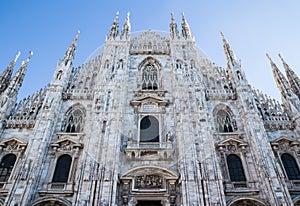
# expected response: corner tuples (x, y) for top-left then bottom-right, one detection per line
(32, 197), (71, 206)
(229, 197), (266, 206)
(120, 166), (179, 206)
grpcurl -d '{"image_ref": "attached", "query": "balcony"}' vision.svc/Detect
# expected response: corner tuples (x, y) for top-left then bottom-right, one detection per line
(39, 182), (74, 196)
(125, 142), (174, 160)
(224, 180), (259, 195)
(0, 182), (12, 194)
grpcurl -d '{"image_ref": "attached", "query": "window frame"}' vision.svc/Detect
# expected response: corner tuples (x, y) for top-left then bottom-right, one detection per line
(226, 154), (247, 182)
(52, 154), (73, 183)
(0, 154), (17, 182)
(215, 109), (236, 133)
(281, 153), (300, 181)
(139, 115), (160, 143)
(61, 105), (86, 133)
(138, 57), (162, 91)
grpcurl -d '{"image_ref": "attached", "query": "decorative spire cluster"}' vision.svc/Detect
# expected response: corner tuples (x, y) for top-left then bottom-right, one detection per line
(0, 51), (33, 120)
(267, 53), (300, 116)
(252, 88), (293, 131)
(121, 12), (131, 39)
(169, 13), (179, 39)
(221, 32), (238, 67)
(181, 12), (192, 39)
(266, 54), (292, 98)
(108, 12), (131, 40)
(109, 11), (119, 39)
(0, 52), (20, 94)
(169, 12), (192, 40)
(6, 51), (33, 97)
(63, 30), (80, 66)
(6, 87), (46, 128)
(279, 54), (300, 99)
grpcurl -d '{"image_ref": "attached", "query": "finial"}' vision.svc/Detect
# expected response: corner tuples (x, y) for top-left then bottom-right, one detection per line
(27, 51), (33, 61)
(121, 12), (131, 39)
(169, 12), (179, 40)
(181, 12), (191, 39)
(115, 11), (119, 21)
(266, 53), (272, 62)
(21, 51), (33, 66)
(72, 30), (80, 44)
(278, 53), (288, 65)
(220, 31), (225, 39)
(109, 11), (120, 39)
(14, 51), (21, 63)
(76, 30), (80, 37)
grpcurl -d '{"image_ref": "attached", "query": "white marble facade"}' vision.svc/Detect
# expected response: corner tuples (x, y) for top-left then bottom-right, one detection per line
(0, 12), (300, 206)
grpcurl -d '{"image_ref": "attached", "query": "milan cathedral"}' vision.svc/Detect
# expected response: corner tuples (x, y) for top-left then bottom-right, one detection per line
(0, 12), (300, 206)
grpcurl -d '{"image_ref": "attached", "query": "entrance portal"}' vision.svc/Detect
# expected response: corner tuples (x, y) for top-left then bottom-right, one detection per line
(136, 200), (162, 206)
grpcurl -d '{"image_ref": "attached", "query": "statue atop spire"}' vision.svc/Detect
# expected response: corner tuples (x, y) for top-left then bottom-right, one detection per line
(181, 12), (191, 39)
(6, 51), (33, 96)
(121, 12), (131, 40)
(0, 51), (20, 94)
(170, 13), (179, 40)
(278, 54), (300, 99)
(63, 31), (80, 66)
(0, 51), (33, 119)
(267, 53), (300, 116)
(109, 12), (119, 39)
(221, 32), (238, 67)
(266, 53), (293, 98)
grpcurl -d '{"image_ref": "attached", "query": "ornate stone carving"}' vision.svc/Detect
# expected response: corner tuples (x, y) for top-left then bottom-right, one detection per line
(130, 31), (170, 55)
(271, 136), (299, 152)
(5, 87), (46, 128)
(50, 137), (83, 153)
(216, 137), (248, 153)
(135, 175), (163, 189)
(253, 89), (294, 131)
(0, 137), (27, 153)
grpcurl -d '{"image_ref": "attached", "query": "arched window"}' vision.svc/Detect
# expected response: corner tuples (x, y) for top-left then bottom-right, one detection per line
(176, 59), (182, 69)
(61, 106), (85, 133)
(104, 59), (110, 69)
(281, 153), (300, 180)
(215, 109), (236, 133)
(142, 64), (158, 90)
(52, 154), (72, 183)
(0, 154), (17, 182)
(140, 116), (159, 142)
(227, 154), (246, 182)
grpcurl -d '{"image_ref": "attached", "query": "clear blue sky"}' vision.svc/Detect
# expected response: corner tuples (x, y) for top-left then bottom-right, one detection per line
(1, 1), (300, 100)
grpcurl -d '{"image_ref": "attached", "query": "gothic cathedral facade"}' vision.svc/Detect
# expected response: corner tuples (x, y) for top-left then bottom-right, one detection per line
(0, 13), (300, 206)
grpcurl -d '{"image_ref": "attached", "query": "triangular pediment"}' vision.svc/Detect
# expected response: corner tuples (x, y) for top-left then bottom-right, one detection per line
(0, 137), (27, 146)
(136, 95), (165, 102)
(51, 137), (83, 149)
(0, 137), (27, 152)
(130, 95), (169, 107)
(271, 136), (299, 145)
(217, 137), (247, 146)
